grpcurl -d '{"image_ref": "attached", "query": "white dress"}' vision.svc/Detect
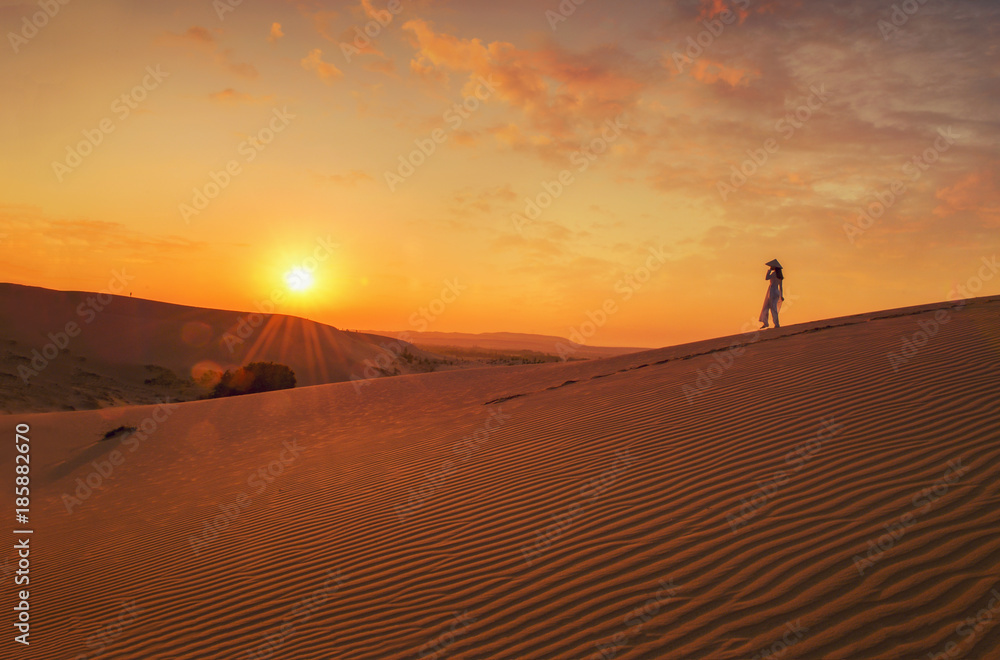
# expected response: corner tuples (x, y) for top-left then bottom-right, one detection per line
(759, 271), (783, 327)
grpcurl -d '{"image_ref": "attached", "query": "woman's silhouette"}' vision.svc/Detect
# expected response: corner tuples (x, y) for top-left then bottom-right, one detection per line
(759, 259), (784, 329)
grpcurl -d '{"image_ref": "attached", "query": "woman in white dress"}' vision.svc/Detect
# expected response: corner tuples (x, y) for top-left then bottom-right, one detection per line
(759, 260), (784, 329)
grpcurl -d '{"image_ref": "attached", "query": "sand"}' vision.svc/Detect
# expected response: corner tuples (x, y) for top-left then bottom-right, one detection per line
(0, 284), (445, 414)
(3, 295), (1000, 658)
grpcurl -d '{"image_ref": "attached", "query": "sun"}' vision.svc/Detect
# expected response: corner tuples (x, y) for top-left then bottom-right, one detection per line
(284, 267), (314, 292)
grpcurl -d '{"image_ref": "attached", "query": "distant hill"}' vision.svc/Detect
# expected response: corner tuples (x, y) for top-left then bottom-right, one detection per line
(0, 284), (446, 413)
(360, 330), (649, 360)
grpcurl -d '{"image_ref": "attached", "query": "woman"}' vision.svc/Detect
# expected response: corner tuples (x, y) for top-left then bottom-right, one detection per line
(759, 259), (784, 329)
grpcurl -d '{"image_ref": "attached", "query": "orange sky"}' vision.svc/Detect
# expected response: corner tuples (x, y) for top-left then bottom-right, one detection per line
(2, 0), (998, 347)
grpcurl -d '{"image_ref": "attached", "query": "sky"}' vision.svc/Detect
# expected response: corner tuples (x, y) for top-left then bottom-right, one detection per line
(1, 0), (998, 348)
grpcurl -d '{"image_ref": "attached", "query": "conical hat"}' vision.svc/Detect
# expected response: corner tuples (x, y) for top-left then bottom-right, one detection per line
(765, 259), (783, 269)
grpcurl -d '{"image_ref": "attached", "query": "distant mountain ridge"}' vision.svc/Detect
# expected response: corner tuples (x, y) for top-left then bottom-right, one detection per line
(361, 329), (650, 359)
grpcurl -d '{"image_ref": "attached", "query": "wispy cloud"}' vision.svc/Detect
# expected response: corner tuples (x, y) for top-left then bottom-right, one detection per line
(160, 26), (258, 79)
(313, 170), (373, 185)
(267, 22), (285, 43)
(208, 88), (277, 105)
(301, 48), (344, 82)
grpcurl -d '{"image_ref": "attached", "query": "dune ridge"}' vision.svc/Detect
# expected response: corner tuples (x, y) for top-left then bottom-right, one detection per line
(0, 283), (445, 413)
(4, 296), (1000, 658)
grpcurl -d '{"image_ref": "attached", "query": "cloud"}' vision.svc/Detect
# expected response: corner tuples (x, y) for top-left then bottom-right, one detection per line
(181, 25), (214, 44)
(934, 169), (1000, 223)
(688, 58), (759, 87)
(301, 48), (344, 82)
(402, 19), (646, 153)
(336, 22), (386, 60)
(282, 3), (343, 43)
(363, 58), (397, 76)
(360, 0), (386, 20)
(311, 10), (341, 41)
(208, 89), (277, 105)
(161, 26), (258, 79)
(268, 22), (285, 43)
(314, 170), (373, 185)
(0, 206), (207, 269)
(698, 0), (749, 23)
(449, 184), (517, 215)
(698, 0), (795, 23)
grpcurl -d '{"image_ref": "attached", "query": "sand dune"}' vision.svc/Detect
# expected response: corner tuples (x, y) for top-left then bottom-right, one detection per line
(4, 296), (1000, 658)
(0, 284), (445, 413)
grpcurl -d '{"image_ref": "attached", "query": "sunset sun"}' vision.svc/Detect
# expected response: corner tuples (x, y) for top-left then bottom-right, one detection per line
(284, 267), (314, 292)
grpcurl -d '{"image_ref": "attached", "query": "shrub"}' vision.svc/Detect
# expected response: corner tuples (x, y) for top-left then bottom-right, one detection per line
(210, 362), (296, 398)
(102, 425), (137, 441)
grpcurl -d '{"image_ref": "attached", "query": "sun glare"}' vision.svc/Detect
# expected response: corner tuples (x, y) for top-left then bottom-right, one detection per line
(284, 267), (314, 292)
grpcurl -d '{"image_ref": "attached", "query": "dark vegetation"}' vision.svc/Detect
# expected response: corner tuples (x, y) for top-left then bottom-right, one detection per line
(102, 425), (137, 441)
(208, 362), (297, 398)
(414, 344), (571, 365)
